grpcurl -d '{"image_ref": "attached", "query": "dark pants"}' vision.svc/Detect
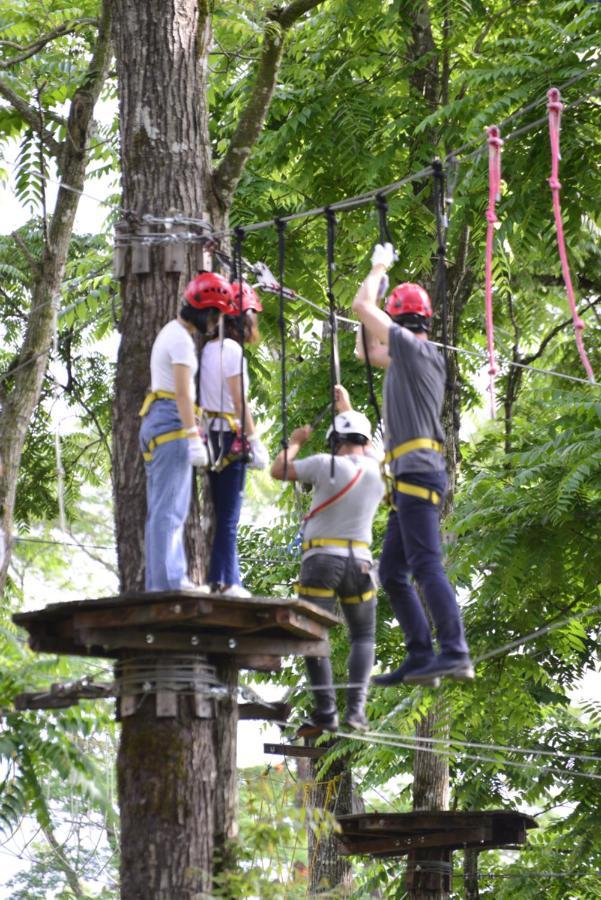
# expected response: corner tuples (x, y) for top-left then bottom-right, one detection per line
(298, 553), (376, 717)
(207, 431), (246, 587)
(379, 471), (468, 658)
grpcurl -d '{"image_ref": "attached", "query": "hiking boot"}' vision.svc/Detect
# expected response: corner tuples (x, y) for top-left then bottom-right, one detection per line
(295, 710), (339, 739)
(372, 655), (441, 688)
(342, 711), (370, 733)
(403, 652), (475, 685)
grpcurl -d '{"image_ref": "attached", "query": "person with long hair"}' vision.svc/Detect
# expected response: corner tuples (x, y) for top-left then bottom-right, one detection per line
(200, 281), (268, 597)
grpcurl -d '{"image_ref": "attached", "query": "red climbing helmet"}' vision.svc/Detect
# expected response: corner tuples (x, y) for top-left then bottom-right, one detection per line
(385, 283), (432, 319)
(184, 272), (233, 311)
(227, 281), (264, 315)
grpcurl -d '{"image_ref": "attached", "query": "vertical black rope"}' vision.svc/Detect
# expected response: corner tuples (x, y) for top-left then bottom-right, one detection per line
(276, 218), (289, 479)
(432, 160), (453, 392)
(325, 207), (338, 481)
(233, 226), (247, 487)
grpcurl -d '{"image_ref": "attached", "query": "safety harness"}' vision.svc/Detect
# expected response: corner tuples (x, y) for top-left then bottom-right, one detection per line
(297, 463), (376, 605)
(383, 437), (444, 507)
(139, 391), (202, 463)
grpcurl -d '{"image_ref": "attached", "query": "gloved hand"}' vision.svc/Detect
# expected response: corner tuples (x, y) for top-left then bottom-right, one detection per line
(371, 242), (396, 271)
(188, 434), (209, 468)
(248, 435), (269, 470)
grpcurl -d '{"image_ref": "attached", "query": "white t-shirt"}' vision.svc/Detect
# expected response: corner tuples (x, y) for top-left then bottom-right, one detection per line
(150, 320), (197, 395)
(200, 338), (248, 430)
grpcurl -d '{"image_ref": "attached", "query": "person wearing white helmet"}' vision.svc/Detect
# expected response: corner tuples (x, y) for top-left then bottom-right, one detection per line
(352, 243), (473, 687)
(271, 385), (384, 735)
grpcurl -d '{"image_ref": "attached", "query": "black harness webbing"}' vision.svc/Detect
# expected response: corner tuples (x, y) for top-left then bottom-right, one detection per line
(325, 207), (339, 481)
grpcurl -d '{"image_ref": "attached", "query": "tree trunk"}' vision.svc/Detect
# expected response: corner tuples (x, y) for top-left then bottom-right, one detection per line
(110, 4), (238, 895)
(464, 848), (480, 900)
(0, 0), (112, 594)
(117, 693), (217, 899)
(307, 753), (355, 896)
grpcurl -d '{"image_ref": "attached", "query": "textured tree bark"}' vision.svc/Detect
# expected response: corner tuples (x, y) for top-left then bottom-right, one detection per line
(118, 694), (217, 900)
(307, 754), (355, 896)
(0, 0), (112, 594)
(463, 848), (480, 899)
(110, 4), (236, 896)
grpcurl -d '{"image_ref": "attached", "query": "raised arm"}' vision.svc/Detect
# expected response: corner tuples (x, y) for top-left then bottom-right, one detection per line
(270, 425), (312, 481)
(352, 243), (396, 364)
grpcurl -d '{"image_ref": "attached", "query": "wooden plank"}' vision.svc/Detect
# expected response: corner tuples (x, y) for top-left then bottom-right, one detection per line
(274, 608), (329, 639)
(337, 825), (493, 856)
(234, 655), (282, 672)
(73, 598), (213, 630)
(156, 691), (178, 717)
(337, 810), (537, 836)
(239, 702), (291, 721)
(264, 743), (327, 760)
(75, 627), (330, 658)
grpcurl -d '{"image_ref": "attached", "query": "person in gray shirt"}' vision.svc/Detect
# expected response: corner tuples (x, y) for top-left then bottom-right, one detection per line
(271, 385), (384, 735)
(353, 242), (473, 687)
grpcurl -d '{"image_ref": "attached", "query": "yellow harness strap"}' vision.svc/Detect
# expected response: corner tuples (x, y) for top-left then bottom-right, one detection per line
(203, 410), (240, 433)
(385, 437), (443, 464)
(301, 538), (369, 552)
(297, 585), (336, 598)
(395, 480), (441, 505)
(340, 589), (376, 605)
(142, 428), (189, 462)
(139, 391), (201, 418)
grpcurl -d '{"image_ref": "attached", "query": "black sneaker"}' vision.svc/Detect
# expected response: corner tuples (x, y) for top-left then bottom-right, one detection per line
(372, 655), (441, 688)
(403, 653), (475, 685)
(342, 712), (370, 733)
(295, 711), (339, 739)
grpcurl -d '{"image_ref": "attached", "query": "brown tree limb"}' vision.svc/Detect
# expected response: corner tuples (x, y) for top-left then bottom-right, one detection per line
(213, 0), (328, 209)
(0, 18), (98, 68)
(0, 0), (112, 593)
(0, 78), (63, 158)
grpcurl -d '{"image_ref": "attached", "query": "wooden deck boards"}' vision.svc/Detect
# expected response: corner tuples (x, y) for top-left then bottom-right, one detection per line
(13, 590), (340, 671)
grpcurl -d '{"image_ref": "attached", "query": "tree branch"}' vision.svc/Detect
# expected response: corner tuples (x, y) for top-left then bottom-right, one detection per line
(521, 296), (601, 367)
(213, 0), (327, 208)
(0, 18), (98, 68)
(0, 78), (63, 158)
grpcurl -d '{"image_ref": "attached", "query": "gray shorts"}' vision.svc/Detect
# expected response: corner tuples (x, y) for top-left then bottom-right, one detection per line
(298, 553), (377, 608)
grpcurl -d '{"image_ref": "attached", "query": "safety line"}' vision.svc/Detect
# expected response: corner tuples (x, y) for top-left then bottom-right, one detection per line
(3, 68), (597, 242)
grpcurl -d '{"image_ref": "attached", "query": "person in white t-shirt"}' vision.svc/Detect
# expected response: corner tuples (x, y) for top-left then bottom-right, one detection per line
(139, 272), (233, 592)
(271, 385), (384, 735)
(199, 280), (268, 598)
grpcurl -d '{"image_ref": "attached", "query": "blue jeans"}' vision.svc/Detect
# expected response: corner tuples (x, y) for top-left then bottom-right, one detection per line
(379, 471), (468, 657)
(140, 400), (192, 592)
(207, 431), (246, 586)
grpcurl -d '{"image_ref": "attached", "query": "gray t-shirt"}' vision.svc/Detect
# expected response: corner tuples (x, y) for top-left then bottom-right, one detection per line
(384, 324), (446, 475)
(294, 452), (384, 561)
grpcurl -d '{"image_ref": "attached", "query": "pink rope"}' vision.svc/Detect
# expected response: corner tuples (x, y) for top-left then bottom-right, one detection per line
(485, 125), (503, 417)
(547, 88), (595, 383)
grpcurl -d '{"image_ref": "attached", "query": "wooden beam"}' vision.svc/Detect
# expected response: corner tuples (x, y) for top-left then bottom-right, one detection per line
(74, 627), (330, 658)
(337, 825), (493, 856)
(264, 742), (327, 759)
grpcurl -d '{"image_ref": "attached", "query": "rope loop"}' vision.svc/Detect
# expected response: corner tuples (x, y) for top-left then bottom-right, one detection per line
(547, 87), (595, 381)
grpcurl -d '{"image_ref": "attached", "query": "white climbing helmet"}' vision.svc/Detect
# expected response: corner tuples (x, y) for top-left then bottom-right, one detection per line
(326, 410), (372, 443)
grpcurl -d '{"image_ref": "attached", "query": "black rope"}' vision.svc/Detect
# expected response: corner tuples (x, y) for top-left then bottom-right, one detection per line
(276, 218), (289, 479)
(325, 207), (338, 481)
(432, 160), (453, 394)
(233, 226), (248, 483)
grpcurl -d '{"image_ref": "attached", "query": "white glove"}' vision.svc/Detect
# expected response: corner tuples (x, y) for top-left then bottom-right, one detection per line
(371, 242), (396, 271)
(188, 434), (208, 468)
(248, 435), (269, 470)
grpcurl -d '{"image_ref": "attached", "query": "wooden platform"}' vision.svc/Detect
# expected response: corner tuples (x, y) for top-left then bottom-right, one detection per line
(336, 810), (537, 857)
(12, 590), (340, 672)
